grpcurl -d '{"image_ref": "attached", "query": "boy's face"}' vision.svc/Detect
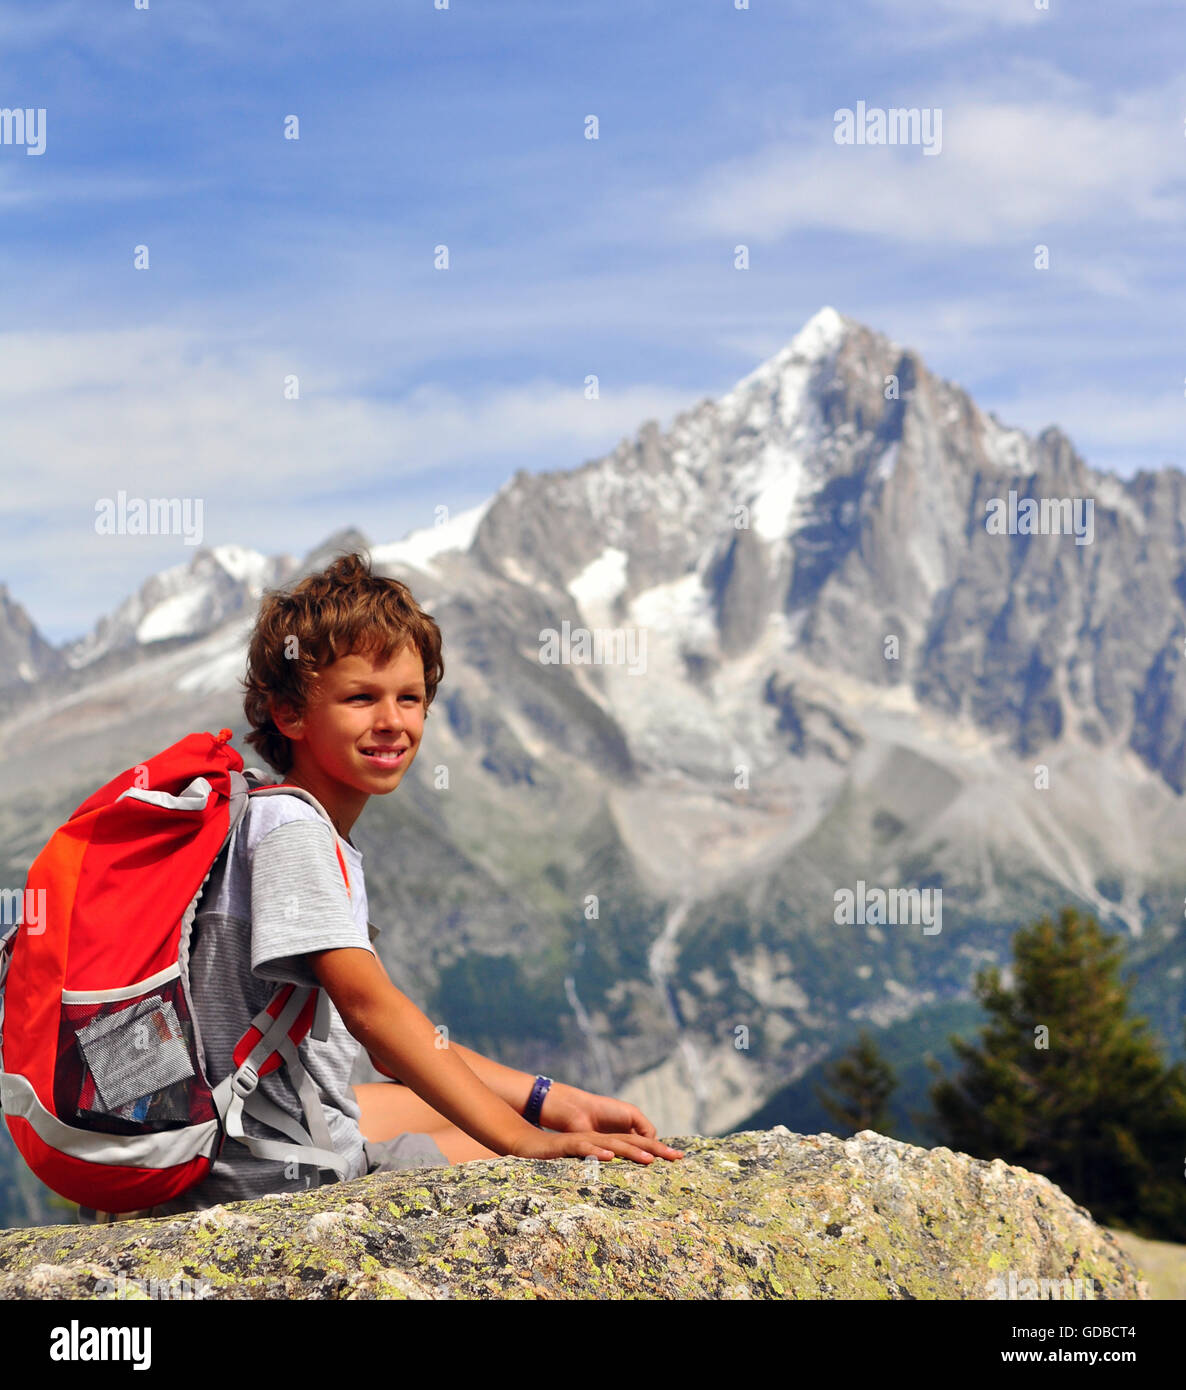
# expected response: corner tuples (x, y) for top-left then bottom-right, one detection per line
(272, 642), (427, 835)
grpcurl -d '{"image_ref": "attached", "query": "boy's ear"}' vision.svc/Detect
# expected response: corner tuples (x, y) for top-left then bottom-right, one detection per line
(271, 699), (303, 740)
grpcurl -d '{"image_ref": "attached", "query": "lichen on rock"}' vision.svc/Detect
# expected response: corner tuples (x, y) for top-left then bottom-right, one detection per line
(0, 1129), (1149, 1300)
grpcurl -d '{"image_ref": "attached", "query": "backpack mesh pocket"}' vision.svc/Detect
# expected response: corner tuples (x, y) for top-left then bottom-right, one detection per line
(57, 975), (216, 1134)
(76, 995), (193, 1112)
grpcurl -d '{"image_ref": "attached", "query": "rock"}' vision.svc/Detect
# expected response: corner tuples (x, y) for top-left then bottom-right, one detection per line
(1106, 1227), (1186, 1301)
(0, 1130), (1149, 1300)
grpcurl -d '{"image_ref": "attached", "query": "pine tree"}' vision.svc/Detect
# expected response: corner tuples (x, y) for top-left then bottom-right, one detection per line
(815, 1029), (896, 1135)
(930, 905), (1186, 1241)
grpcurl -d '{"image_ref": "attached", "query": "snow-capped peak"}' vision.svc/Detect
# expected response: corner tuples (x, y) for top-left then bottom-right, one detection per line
(64, 545), (295, 670)
(792, 305), (848, 359)
(370, 500), (493, 579)
(711, 308), (850, 422)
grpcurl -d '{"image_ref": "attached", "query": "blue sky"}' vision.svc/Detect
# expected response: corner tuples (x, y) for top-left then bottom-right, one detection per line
(2, 0), (1183, 643)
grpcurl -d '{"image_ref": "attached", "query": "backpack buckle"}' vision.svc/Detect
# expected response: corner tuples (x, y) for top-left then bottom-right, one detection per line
(230, 1063), (259, 1098)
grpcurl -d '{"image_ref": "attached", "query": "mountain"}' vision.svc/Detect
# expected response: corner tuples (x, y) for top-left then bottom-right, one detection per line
(3, 306), (1186, 1230)
(0, 585), (64, 690)
(61, 545), (299, 672)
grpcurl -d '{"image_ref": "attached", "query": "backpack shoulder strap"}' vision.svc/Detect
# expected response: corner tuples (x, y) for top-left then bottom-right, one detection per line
(243, 778), (352, 899)
(211, 985), (350, 1182)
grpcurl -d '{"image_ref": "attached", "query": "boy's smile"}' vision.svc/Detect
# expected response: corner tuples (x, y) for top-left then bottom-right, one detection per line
(271, 643), (427, 841)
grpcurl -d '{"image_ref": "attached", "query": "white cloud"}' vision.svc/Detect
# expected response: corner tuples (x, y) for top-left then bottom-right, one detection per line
(0, 326), (690, 506)
(866, 0), (1046, 45)
(0, 325), (693, 640)
(665, 85), (1184, 248)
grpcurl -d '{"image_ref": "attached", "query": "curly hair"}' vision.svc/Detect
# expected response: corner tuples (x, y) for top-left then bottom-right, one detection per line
(241, 549), (444, 773)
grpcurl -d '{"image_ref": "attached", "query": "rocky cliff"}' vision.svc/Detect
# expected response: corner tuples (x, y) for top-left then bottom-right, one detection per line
(0, 1129), (1148, 1300)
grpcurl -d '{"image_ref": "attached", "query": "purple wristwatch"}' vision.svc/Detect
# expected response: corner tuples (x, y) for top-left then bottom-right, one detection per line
(524, 1075), (554, 1126)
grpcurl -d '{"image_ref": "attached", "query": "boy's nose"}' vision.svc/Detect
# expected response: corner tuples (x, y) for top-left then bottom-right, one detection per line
(372, 698), (406, 730)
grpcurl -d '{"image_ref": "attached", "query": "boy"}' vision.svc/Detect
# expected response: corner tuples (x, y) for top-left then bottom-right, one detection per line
(145, 550), (682, 1217)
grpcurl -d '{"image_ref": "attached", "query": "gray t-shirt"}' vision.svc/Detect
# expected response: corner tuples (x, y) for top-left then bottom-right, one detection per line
(153, 786), (378, 1214)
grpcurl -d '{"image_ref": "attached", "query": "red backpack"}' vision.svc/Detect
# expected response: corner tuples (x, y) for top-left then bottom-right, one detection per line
(0, 727), (353, 1214)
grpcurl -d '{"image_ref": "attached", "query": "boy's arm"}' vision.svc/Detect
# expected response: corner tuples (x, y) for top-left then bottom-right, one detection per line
(444, 1042), (535, 1113)
(363, 955), (535, 1114)
(311, 945), (539, 1157)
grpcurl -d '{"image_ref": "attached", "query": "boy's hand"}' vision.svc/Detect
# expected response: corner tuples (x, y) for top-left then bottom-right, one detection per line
(510, 1127), (684, 1164)
(541, 1081), (661, 1141)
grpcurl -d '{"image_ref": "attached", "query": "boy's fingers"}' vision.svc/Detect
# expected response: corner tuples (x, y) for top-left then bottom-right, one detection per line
(602, 1132), (682, 1162)
(633, 1132), (678, 1152)
(602, 1145), (651, 1163)
(590, 1135), (638, 1160)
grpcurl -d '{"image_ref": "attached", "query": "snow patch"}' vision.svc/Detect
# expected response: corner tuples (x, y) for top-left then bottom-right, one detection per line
(628, 570), (717, 646)
(1091, 472), (1145, 533)
(748, 443), (806, 541)
(174, 620), (253, 695)
(136, 588), (215, 644)
(979, 416), (1030, 473)
(874, 441), (899, 483)
(568, 546), (629, 619)
(499, 554), (544, 590)
(371, 499), (492, 578)
(209, 545), (273, 587)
